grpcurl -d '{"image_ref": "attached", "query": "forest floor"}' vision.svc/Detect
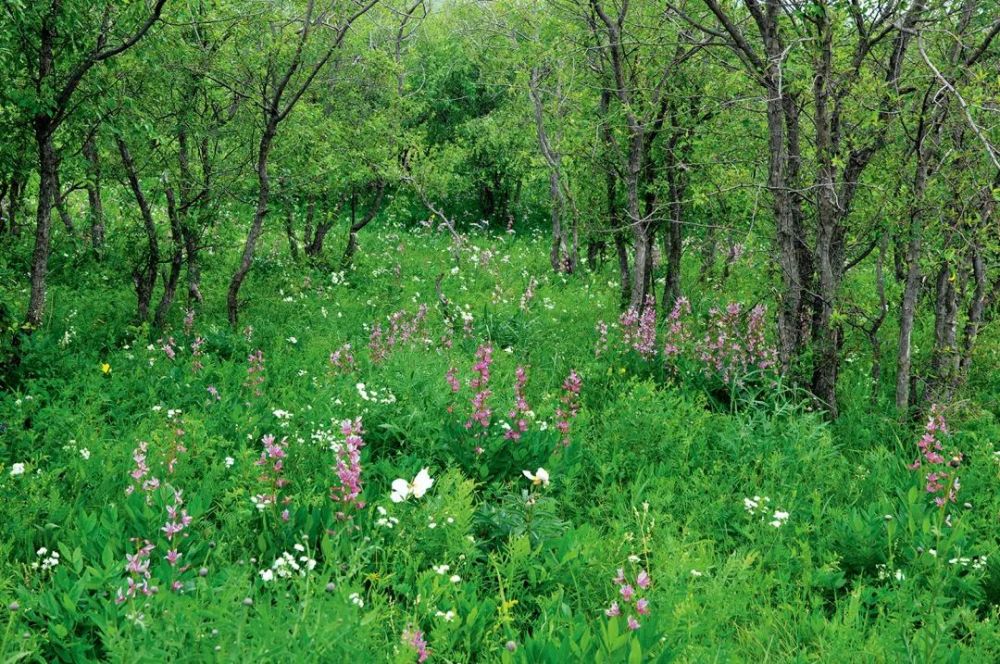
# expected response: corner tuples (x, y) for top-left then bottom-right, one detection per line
(2, 223), (999, 662)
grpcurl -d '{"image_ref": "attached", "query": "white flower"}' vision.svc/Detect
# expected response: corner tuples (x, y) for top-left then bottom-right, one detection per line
(260, 569), (274, 582)
(522, 468), (550, 487)
(224, 456), (235, 468)
(436, 610), (456, 622)
(286, 337), (298, 344)
(349, 592), (364, 607)
(690, 569), (704, 577)
(390, 468), (434, 503)
(79, 448), (91, 460)
(769, 510), (790, 528)
(433, 564), (450, 575)
(449, 574), (461, 583)
(10, 463), (25, 476)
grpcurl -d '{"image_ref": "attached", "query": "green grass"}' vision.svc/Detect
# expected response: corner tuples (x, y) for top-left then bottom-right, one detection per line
(1, 223), (998, 663)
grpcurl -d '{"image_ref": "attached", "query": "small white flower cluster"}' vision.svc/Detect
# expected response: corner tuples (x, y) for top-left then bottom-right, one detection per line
(330, 271), (348, 286)
(431, 564), (461, 584)
(258, 543), (316, 582)
(743, 496), (790, 528)
(349, 592), (365, 607)
(376, 506), (400, 529)
(949, 555), (988, 571)
(59, 326), (78, 348)
(876, 564), (905, 581)
(356, 383), (396, 404)
(9, 463), (26, 477)
(250, 494), (274, 511)
(272, 409), (293, 427)
(435, 609), (456, 622)
(32, 547), (60, 571)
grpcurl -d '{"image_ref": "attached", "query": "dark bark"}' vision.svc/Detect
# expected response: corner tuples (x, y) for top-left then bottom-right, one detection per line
(284, 205), (301, 261)
(82, 130), (105, 256)
(228, 122), (276, 326)
(343, 181), (386, 264)
(154, 183), (184, 328)
(117, 137), (159, 322)
(52, 167), (76, 236)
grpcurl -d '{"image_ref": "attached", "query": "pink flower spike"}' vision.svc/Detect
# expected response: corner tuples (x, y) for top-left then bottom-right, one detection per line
(620, 584), (635, 602)
(636, 569), (650, 589)
(627, 615), (641, 631)
(636, 598), (650, 615)
(605, 601), (621, 617)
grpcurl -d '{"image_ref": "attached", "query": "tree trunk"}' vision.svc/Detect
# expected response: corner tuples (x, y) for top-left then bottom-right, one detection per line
(228, 124), (276, 326)
(343, 181), (386, 264)
(82, 131), (105, 256)
(154, 183), (184, 328)
(26, 123), (58, 328)
(117, 137), (159, 322)
(52, 167), (75, 236)
(284, 205), (300, 261)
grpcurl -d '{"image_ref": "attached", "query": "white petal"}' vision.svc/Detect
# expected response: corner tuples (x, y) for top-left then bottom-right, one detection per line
(411, 468), (434, 497)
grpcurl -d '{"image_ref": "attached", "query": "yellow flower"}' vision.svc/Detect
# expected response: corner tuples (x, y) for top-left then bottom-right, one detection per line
(101, 363), (111, 375)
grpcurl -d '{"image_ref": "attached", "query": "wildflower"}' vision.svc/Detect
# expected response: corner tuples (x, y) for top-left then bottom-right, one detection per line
(390, 468), (434, 503)
(435, 610), (456, 622)
(909, 407), (961, 507)
(505, 640), (518, 652)
(612, 568), (626, 584)
(10, 463), (25, 476)
(636, 598), (650, 615)
(80, 448), (91, 460)
(449, 574), (461, 583)
(101, 362), (111, 374)
(328, 418), (366, 511)
(636, 569), (650, 590)
(627, 615), (641, 631)
(522, 467), (550, 487)
(620, 584), (635, 602)
(605, 601), (621, 617)
(432, 564), (450, 575)
(403, 627), (430, 663)
(224, 456), (235, 468)
(769, 510), (790, 528)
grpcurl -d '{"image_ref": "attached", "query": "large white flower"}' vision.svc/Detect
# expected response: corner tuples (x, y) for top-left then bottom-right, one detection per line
(390, 468), (434, 503)
(522, 467), (550, 487)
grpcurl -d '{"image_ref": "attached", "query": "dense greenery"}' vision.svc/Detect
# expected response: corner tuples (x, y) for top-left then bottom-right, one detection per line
(1, 0), (998, 661)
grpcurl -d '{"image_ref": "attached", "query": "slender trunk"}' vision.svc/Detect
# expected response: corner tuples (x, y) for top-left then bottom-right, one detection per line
(343, 181), (386, 264)
(26, 123), (58, 328)
(154, 183), (184, 328)
(117, 137), (159, 322)
(228, 124), (276, 326)
(896, 229), (922, 412)
(662, 167), (683, 308)
(177, 128), (204, 304)
(82, 131), (105, 256)
(52, 167), (75, 236)
(284, 205), (300, 261)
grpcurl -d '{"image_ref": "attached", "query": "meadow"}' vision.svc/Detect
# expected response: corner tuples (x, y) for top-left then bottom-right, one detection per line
(2, 221), (999, 662)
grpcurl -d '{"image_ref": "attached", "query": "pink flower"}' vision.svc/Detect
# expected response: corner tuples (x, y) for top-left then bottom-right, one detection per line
(620, 584), (635, 602)
(612, 568), (626, 585)
(627, 615), (641, 631)
(636, 598), (650, 615)
(605, 601), (621, 617)
(636, 569), (650, 590)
